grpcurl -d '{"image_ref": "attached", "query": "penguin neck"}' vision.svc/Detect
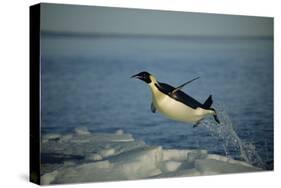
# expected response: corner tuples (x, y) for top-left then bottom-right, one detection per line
(148, 75), (161, 97)
(148, 75), (158, 87)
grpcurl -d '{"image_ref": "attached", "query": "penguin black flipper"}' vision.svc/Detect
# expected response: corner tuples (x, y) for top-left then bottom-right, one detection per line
(171, 76), (200, 94)
(156, 82), (203, 109)
(151, 102), (156, 113)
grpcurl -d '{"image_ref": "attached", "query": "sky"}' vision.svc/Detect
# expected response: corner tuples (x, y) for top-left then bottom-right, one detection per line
(41, 3), (273, 37)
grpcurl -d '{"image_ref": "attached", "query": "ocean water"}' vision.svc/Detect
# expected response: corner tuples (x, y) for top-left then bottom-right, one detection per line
(41, 34), (273, 169)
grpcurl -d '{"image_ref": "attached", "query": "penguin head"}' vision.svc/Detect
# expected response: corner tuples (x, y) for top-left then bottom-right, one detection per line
(131, 71), (152, 84)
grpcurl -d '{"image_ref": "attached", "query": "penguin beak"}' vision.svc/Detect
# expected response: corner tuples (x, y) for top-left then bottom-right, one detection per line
(131, 72), (151, 84)
(130, 74), (142, 79)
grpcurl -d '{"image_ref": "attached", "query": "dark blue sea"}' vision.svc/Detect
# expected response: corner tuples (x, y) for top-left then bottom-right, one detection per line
(41, 34), (273, 169)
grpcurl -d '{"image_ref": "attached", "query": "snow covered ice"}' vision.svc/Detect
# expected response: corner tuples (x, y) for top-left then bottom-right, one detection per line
(41, 127), (261, 185)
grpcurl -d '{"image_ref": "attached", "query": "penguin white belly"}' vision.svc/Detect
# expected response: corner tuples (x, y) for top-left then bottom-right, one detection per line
(153, 95), (207, 124)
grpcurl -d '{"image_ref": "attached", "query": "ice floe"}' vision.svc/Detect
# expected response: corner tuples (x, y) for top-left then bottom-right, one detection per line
(41, 127), (261, 185)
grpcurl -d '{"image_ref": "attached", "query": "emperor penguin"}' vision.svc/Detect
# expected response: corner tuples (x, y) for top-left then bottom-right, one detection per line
(131, 71), (220, 127)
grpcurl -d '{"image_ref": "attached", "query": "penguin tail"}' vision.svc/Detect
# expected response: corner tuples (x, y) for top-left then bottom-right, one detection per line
(202, 95), (213, 109)
(203, 95), (221, 125)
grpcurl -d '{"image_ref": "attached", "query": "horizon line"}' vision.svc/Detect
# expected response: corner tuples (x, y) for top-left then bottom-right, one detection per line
(41, 30), (273, 40)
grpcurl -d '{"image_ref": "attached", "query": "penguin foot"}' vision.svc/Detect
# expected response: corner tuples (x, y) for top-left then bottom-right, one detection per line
(213, 114), (221, 124)
(193, 121), (201, 128)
